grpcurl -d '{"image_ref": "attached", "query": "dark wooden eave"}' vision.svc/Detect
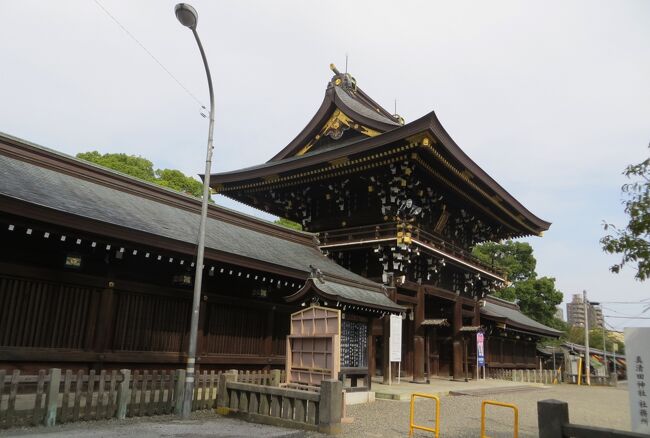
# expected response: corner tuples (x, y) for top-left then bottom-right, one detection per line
(0, 131), (387, 289)
(210, 110), (551, 235)
(268, 69), (402, 162)
(284, 276), (404, 313)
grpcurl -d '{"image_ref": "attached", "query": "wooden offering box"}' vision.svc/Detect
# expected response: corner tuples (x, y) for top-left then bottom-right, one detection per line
(286, 306), (341, 387)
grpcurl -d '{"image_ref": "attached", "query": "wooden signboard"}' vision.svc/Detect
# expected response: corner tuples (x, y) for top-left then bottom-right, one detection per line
(341, 319), (368, 368)
(286, 306), (341, 386)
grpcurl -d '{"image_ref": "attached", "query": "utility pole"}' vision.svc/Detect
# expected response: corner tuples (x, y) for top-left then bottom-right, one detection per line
(583, 290), (590, 386)
(602, 315), (607, 377)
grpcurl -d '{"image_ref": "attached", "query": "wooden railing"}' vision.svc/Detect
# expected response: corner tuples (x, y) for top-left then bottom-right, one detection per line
(217, 372), (342, 434)
(319, 223), (505, 278)
(0, 368), (286, 429)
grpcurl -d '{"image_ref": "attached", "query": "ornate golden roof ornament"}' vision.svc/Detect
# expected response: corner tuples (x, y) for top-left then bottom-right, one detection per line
(329, 63), (357, 91)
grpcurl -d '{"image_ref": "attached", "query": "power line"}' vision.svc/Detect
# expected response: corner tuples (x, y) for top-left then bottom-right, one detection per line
(602, 305), (647, 318)
(93, 0), (207, 114)
(598, 299), (650, 304)
(605, 315), (650, 320)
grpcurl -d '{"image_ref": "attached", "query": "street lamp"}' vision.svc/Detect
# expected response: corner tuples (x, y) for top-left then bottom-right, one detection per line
(175, 2), (215, 419)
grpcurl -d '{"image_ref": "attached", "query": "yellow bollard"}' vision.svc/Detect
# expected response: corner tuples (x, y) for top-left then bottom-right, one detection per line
(409, 393), (440, 438)
(577, 357), (583, 386)
(481, 400), (518, 438)
(553, 365), (562, 384)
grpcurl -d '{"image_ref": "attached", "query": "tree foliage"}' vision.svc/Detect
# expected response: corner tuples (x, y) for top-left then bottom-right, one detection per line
(472, 240), (537, 282)
(274, 218), (302, 231)
(473, 240), (564, 327)
(601, 146), (650, 281)
(564, 326), (625, 354)
(77, 151), (156, 182)
(77, 151), (205, 199)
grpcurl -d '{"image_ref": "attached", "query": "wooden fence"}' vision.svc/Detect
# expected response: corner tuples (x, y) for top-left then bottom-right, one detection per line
(217, 372), (342, 434)
(488, 368), (559, 384)
(0, 368), (286, 429)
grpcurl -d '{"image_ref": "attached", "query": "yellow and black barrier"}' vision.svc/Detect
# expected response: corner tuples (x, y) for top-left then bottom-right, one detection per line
(409, 393), (440, 437)
(481, 400), (519, 438)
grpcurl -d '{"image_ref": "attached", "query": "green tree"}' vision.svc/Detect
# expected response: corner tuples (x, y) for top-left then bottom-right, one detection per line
(155, 168), (203, 198)
(473, 240), (564, 327)
(601, 145), (650, 281)
(565, 326), (625, 354)
(77, 151), (155, 182)
(274, 218), (302, 231)
(77, 151), (208, 199)
(472, 240), (536, 281)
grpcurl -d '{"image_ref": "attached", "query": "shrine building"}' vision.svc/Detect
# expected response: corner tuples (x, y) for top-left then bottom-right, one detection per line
(209, 65), (560, 382)
(0, 66), (560, 388)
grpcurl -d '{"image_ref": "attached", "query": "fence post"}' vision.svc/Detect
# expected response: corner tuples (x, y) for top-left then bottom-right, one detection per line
(116, 369), (131, 420)
(216, 372), (238, 414)
(174, 369), (186, 416)
(318, 379), (342, 435)
(44, 368), (61, 427)
(538, 399), (569, 438)
(270, 369), (281, 387)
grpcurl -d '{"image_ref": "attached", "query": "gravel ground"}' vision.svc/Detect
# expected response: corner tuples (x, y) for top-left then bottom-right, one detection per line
(0, 410), (304, 438)
(1, 384), (630, 438)
(316, 384), (631, 438)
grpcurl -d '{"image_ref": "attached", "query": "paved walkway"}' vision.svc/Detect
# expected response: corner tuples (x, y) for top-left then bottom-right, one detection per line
(372, 376), (544, 400)
(1, 414), (305, 438)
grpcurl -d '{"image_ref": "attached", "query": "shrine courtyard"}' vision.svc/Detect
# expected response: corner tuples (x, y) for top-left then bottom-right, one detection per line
(1, 382), (629, 438)
(332, 382), (631, 438)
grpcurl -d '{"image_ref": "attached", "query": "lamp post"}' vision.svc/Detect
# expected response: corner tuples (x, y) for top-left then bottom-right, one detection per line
(583, 290), (590, 386)
(174, 3), (215, 418)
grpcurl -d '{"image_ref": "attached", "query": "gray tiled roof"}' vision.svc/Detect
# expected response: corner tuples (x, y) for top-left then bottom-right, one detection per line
(312, 278), (403, 312)
(0, 151), (379, 289)
(334, 87), (401, 126)
(481, 300), (561, 337)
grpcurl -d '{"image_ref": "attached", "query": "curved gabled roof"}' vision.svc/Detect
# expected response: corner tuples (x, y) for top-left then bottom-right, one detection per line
(482, 296), (561, 337)
(269, 64), (403, 162)
(210, 109), (551, 235)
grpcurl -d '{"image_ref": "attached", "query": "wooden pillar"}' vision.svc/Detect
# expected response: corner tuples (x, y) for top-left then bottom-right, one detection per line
(382, 283), (396, 384)
(196, 294), (208, 366)
(452, 298), (463, 380)
(412, 286), (426, 383)
(500, 338), (504, 365)
(367, 318), (375, 381)
(382, 316), (390, 383)
(93, 282), (116, 369)
(264, 306), (276, 370)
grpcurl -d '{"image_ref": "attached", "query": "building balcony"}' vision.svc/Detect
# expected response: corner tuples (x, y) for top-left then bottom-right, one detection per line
(318, 222), (506, 280)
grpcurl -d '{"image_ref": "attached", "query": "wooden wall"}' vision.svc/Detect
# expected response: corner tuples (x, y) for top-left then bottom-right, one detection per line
(0, 268), (293, 372)
(486, 335), (538, 369)
(0, 276), (95, 350)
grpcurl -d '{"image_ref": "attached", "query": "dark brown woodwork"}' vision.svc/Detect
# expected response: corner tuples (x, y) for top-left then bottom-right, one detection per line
(452, 299), (463, 380)
(367, 318), (375, 381)
(412, 285), (426, 382)
(93, 286), (116, 359)
(264, 307), (275, 360)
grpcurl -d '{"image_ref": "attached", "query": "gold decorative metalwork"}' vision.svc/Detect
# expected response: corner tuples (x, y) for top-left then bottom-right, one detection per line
(329, 157), (349, 167)
(295, 109), (382, 157)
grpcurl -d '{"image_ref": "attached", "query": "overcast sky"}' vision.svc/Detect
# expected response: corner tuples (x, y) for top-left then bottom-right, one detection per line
(1, 0), (648, 330)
